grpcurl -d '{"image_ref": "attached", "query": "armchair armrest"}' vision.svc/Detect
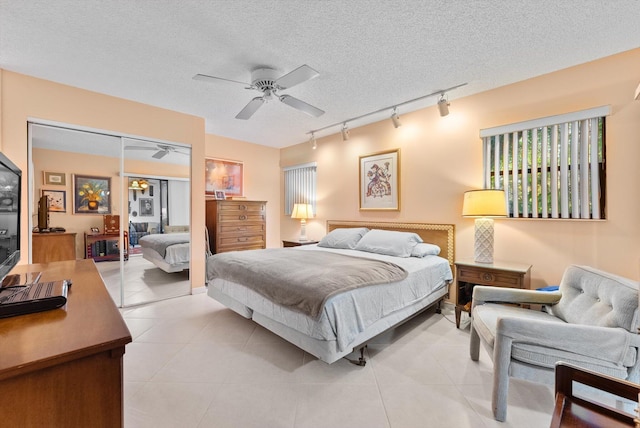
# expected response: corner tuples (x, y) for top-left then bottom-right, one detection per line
(497, 316), (638, 366)
(471, 285), (562, 311)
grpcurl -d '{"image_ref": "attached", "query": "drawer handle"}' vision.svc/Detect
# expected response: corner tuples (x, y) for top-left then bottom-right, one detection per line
(239, 205), (247, 210)
(239, 215), (247, 220)
(482, 273), (494, 282)
(237, 227), (247, 231)
(238, 237), (248, 242)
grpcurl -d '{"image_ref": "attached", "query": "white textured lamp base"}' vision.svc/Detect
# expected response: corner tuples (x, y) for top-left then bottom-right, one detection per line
(474, 218), (494, 264)
(299, 219), (308, 241)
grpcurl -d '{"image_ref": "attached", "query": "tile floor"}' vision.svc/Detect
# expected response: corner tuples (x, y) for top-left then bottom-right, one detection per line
(122, 293), (558, 428)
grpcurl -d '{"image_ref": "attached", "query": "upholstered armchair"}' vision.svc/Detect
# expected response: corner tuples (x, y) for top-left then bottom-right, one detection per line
(469, 265), (640, 421)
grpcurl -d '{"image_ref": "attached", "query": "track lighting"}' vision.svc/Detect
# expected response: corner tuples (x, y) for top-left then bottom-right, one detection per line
(341, 123), (350, 141)
(390, 108), (401, 128)
(306, 82), (466, 141)
(437, 93), (450, 117)
(310, 132), (317, 150)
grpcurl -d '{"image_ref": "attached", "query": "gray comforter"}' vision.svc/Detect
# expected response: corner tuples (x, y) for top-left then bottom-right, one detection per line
(207, 249), (408, 318)
(139, 232), (189, 257)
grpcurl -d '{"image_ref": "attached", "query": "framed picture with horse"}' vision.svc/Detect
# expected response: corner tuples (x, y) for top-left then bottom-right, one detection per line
(359, 148), (400, 211)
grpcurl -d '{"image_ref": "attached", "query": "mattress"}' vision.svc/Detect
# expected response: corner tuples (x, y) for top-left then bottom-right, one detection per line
(207, 245), (452, 353)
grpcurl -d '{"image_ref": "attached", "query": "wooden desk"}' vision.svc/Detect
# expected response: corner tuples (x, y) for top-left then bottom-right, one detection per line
(32, 232), (77, 263)
(0, 260), (132, 427)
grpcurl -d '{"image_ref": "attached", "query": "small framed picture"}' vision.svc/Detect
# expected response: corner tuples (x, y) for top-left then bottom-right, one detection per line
(44, 171), (66, 186)
(42, 189), (66, 213)
(215, 190), (226, 200)
(0, 229), (7, 235)
(90, 227), (100, 234)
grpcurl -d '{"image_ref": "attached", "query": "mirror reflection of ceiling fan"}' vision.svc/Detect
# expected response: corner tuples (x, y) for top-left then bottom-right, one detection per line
(193, 64), (325, 120)
(124, 144), (189, 159)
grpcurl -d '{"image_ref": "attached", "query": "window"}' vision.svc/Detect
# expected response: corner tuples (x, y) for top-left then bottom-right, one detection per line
(480, 106), (608, 219)
(283, 162), (317, 216)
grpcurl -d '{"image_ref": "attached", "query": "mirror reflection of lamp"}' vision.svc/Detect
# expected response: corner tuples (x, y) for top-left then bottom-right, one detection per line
(128, 179), (149, 201)
(291, 203), (314, 242)
(462, 189), (507, 264)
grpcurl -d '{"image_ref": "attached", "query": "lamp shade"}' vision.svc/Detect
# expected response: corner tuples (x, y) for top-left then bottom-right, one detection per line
(291, 203), (314, 219)
(462, 190), (507, 217)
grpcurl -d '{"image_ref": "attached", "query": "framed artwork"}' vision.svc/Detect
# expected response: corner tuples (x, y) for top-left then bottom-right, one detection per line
(214, 190), (226, 200)
(73, 174), (111, 214)
(359, 149), (400, 211)
(205, 158), (244, 197)
(139, 198), (154, 216)
(43, 171), (66, 186)
(42, 189), (66, 212)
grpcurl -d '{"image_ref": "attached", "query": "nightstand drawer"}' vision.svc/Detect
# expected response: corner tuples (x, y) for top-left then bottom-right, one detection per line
(457, 267), (524, 288)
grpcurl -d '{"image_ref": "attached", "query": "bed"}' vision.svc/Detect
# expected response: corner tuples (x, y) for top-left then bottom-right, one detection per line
(206, 221), (454, 364)
(139, 231), (190, 273)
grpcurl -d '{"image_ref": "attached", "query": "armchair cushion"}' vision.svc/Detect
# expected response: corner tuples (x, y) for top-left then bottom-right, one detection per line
(549, 265), (639, 331)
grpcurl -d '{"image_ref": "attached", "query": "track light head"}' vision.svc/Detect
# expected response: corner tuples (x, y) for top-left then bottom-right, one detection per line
(438, 94), (450, 117)
(391, 108), (401, 128)
(341, 123), (350, 141)
(310, 133), (317, 150)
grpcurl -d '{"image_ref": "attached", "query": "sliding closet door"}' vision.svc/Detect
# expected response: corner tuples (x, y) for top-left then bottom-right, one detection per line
(29, 123), (191, 307)
(122, 138), (191, 306)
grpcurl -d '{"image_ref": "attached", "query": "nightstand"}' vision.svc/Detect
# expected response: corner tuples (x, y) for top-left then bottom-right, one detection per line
(454, 259), (532, 328)
(282, 240), (319, 247)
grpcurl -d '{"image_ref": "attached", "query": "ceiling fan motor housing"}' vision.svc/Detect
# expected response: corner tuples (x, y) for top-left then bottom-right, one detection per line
(251, 68), (280, 91)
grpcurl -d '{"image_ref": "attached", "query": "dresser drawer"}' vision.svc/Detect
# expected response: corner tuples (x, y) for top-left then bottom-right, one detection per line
(219, 223), (265, 234)
(218, 233), (265, 247)
(217, 201), (266, 213)
(218, 212), (266, 222)
(457, 267), (524, 288)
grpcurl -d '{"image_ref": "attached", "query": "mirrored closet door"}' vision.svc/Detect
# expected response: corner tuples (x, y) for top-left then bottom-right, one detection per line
(29, 122), (191, 307)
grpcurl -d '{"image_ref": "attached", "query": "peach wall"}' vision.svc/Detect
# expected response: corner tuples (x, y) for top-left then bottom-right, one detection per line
(205, 134), (281, 247)
(280, 48), (640, 289)
(0, 71), (207, 287)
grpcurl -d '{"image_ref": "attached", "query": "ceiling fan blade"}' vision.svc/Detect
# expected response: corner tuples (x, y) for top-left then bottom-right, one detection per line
(193, 73), (251, 87)
(279, 95), (324, 117)
(235, 97), (265, 120)
(152, 150), (169, 159)
(275, 65), (319, 89)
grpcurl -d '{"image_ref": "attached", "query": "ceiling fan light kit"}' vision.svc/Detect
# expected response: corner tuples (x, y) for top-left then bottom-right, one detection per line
(194, 64), (324, 120)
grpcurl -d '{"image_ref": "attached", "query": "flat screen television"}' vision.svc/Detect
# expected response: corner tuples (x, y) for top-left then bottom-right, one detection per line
(0, 152), (21, 284)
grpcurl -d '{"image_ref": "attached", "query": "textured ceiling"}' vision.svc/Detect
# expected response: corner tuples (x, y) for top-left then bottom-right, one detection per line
(2, 1), (640, 148)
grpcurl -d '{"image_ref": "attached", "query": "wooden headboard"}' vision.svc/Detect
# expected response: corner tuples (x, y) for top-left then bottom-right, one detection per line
(326, 220), (455, 267)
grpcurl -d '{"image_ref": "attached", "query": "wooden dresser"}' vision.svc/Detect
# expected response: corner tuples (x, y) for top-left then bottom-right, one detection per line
(206, 199), (266, 254)
(32, 232), (77, 263)
(0, 259), (132, 427)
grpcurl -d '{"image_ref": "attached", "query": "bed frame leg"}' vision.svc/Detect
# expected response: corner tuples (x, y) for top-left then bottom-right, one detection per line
(355, 345), (367, 366)
(435, 299), (442, 314)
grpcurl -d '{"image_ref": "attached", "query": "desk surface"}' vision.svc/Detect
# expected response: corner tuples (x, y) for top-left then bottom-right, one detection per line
(0, 259), (131, 381)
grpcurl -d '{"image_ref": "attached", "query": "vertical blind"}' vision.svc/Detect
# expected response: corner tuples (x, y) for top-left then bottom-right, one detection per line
(283, 162), (317, 215)
(480, 106), (609, 219)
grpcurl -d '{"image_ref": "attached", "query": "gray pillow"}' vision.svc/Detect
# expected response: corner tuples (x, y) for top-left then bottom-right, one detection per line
(411, 243), (441, 257)
(354, 229), (423, 257)
(317, 227), (369, 249)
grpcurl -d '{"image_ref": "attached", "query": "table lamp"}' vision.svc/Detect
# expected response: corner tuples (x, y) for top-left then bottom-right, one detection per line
(462, 189), (507, 264)
(291, 203), (314, 241)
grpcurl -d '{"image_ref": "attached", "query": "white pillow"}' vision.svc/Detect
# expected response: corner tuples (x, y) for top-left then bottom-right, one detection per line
(354, 229), (423, 258)
(411, 243), (441, 257)
(317, 227), (369, 249)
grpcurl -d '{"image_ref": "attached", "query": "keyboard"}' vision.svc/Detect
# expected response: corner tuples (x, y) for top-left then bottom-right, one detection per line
(0, 280), (70, 318)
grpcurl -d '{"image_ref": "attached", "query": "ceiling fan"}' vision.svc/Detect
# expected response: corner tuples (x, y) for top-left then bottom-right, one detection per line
(124, 144), (189, 159)
(193, 64), (325, 120)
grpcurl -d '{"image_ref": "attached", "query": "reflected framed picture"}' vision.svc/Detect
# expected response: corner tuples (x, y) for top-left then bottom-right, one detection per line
(42, 189), (66, 213)
(73, 174), (111, 214)
(205, 158), (243, 197)
(43, 171), (66, 186)
(139, 198), (154, 216)
(359, 149), (400, 211)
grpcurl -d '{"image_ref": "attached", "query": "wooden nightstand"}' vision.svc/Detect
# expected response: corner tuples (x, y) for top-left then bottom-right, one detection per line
(454, 259), (532, 328)
(282, 240), (319, 247)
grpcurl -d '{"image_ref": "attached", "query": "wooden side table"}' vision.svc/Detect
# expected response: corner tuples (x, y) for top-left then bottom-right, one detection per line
(282, 240), (319, 247)
(454, 259), (532, 328)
